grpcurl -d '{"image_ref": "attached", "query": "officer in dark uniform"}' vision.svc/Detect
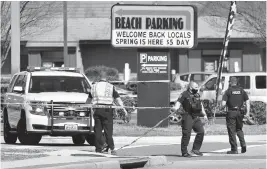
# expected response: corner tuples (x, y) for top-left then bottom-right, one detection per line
(171, 81), (208, 157)
(87, 72), (128, 155)
(221, 77), (250, 154)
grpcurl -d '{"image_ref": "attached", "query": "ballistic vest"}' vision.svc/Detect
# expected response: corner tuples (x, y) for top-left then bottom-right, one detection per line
(183, 91), (202, 114)
(91, 81), (114, 105)
(226, 86), (245, 109)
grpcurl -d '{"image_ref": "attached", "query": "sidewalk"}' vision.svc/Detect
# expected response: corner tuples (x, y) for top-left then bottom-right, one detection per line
(1, 150), (166, 169)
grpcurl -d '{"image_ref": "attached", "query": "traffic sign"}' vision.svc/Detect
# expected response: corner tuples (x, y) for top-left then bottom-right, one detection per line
(111, 5), (197, 48)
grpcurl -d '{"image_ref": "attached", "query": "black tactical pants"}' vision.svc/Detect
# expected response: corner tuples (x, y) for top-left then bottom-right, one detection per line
(93, 108), (114, 152)
(181, 114), (205, 154)
(226, 110), (246, 151)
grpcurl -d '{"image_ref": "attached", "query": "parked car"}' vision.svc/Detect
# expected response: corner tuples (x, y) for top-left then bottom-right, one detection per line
(2, 67), (98, 145)
(200, 72), (267, 104)
(170, 72), (214, 103)
(170, 72), (267, 122)
(173, 72), (214, 88)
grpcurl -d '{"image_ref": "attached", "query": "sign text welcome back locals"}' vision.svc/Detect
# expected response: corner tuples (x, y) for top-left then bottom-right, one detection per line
(111, 5), (197, 48)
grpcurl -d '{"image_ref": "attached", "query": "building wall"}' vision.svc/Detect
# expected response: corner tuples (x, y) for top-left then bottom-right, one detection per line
(1, 44), (28, 74)
(80, 44), (137, 72)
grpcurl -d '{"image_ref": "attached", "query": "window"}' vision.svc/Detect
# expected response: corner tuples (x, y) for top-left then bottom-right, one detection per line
(204, 77), (225, 90)
(256, 76), (266, 89)
(8, 75), (18, 92)
(12, 75), (26, 93)
(190, 74), (211, 84)
(180, 75), (189, 82)
(205, 77), (217, 90)
(29, 76), (90, 93)
(231, 76), (250, 89)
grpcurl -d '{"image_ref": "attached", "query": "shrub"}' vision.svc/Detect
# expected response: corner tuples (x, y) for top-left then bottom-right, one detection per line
(113, 96), (136, 123)
(170, 82), (182, 91)
(250, 101), (266, 125)
(1, 77), (11, 84)
(84, 65), (119, 83)
(203, 99), (266, 125)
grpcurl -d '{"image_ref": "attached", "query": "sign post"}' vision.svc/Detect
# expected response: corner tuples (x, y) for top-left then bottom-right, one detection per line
(111, 4), (197, 127)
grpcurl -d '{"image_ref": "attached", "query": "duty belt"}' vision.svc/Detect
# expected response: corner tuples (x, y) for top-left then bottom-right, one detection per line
(229, 107), (240, 111)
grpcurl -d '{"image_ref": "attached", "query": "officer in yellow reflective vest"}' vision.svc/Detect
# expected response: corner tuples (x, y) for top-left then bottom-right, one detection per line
(87, 71), (128, 155)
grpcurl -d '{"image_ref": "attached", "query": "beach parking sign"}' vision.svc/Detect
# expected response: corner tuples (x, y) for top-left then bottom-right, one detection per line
(111, 5), (197, 48)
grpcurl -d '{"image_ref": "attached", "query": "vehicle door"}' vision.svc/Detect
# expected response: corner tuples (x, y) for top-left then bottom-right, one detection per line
(4, 74), (18, 125)
(179, 74), (189, 88)
(201, 76), (226, 102)
(253, 74), (267, 102)
(8, 74), (27, 127)
(230, 75), (251, 98)
(190, 73), (212, 85)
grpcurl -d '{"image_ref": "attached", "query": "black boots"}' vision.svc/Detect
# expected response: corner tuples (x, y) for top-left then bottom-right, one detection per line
(241, 146), (247, 153)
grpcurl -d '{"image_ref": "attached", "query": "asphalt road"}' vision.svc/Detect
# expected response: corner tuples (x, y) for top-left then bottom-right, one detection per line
(1, 136), (266, 169)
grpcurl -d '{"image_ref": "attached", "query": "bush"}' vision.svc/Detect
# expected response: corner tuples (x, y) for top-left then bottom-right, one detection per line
(203, 99), (266, 125)
(84, 65), (119, 83)
(1, 77), (11, 84)
(170, 82), (183, 91)
(113, 96), (136, 123)
(250, 101), (266, 125)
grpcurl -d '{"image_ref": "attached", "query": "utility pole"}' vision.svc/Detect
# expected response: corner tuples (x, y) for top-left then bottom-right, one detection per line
(11, 1), (20, 75)
(63, 1), (68, 67)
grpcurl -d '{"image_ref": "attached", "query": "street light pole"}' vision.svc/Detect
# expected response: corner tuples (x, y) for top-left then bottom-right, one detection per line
(63, 1), (68, 67)
(11, 1), (20, 75)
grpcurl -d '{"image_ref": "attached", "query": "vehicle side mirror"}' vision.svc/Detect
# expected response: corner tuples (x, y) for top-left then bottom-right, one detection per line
(13, 86), (24, 93)
(200, 86), (206, 92)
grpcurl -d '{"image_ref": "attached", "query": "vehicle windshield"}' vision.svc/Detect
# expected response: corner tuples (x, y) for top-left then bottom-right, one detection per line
(29, 76), (90, 93)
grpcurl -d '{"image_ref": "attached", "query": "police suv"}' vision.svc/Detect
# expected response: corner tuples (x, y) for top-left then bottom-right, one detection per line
(3, 67), (96, 145)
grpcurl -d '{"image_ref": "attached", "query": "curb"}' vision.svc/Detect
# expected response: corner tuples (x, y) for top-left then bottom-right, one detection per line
(145, 156), (168, 167)
(39, 160), (120, 169)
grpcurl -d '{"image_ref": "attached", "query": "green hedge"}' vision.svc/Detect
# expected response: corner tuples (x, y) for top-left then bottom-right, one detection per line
(84, 65), (119, 83)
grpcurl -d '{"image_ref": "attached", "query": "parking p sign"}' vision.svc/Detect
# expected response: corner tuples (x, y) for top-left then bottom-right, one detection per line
(111, 5), (197, 48)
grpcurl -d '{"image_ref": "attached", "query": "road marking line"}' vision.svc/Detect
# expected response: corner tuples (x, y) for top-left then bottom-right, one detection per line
(203, 144), (266, 156)
(212, 144), (266, 153)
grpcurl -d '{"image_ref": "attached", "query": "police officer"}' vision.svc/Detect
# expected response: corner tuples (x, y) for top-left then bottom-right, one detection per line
(171, 81), (208, 157)
(221, 77), (250, 154)
(87, 71), (128, 155)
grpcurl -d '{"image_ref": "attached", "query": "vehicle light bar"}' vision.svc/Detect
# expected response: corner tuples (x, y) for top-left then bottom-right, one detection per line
(27, 66), (80, 73)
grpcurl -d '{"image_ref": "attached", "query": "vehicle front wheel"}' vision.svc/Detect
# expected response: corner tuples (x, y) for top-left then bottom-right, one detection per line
(72, 135), (85, 145)
(3, 110), (17, 144)
(17, 119), (42, 145)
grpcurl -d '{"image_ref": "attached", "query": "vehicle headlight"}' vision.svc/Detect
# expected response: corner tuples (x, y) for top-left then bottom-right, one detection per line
(59, 112), (64, 116)
(29, 102), (47, 116)
(79, 112), (85, 117)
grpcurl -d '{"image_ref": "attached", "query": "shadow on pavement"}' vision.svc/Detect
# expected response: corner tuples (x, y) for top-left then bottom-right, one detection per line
(150, 154), (183, 157)
(202, 151), (226, 154)
(1, 143), (92, 147)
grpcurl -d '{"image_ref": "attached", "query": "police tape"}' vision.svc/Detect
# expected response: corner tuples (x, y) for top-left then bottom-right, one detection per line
(110, 80), (170, 83)
(1, 103), (172, 109)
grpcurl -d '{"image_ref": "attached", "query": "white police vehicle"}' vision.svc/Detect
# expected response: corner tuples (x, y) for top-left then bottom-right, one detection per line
(3, 66), (97, 145)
